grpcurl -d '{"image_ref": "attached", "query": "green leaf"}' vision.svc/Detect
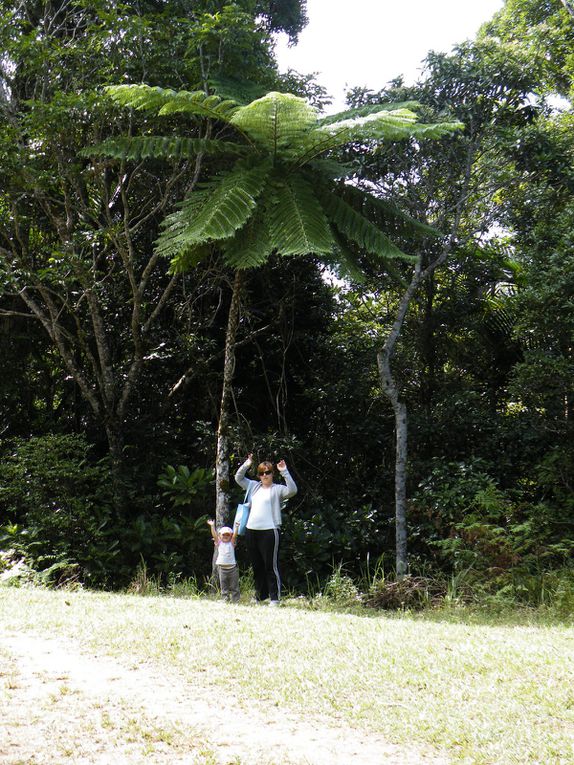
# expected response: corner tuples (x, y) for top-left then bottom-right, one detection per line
(343, 185), (442, 239)
(81, 135), (248, 161)
(155, 161), (271, 258)
(230, 92), (318, 158)
(267, 175), (335, 256)
(104, 85), (238, 122)
(318, 101), (423, 126)
(208, 76), (270, 106)
(319, 191), (415, 261)
(222, 212), (273, 269)
(297, 109), (464, 163)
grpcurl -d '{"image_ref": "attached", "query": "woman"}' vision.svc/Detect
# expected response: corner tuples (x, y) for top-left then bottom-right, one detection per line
(234, 453), (297, 606)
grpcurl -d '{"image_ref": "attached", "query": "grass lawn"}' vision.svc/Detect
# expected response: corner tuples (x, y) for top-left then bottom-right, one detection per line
(1, 586), (573, 764)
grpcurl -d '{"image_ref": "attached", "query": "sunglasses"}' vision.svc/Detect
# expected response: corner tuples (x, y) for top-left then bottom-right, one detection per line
(258, 470), (273, 476)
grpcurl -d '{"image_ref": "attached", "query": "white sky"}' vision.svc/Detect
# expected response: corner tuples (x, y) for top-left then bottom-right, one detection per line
(275, 0), (505, 111)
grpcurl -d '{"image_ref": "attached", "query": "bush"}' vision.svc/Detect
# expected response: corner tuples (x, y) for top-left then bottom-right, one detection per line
(0, 433), (117, 586)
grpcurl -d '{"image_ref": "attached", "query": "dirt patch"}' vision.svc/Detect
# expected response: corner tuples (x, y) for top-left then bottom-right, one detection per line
(0, 631), (448, 765)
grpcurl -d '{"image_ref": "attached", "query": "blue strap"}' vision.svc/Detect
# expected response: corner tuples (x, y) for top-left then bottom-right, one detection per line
(243, 481), (259, 504)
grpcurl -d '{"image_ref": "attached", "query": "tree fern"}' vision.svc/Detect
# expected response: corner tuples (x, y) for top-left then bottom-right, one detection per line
(222, 212), (273, 269)
(318, 101), (422, 126)
(267, 175), (335, 256)
(230, 92), (317, 158)
(342, 185), (442, 239)
(104, 85), (239, 122)
(318, 191), (415, 261)
(82, 135), (247, 161)
(155, 163), (271, 258)
(296, 109), (463, 165)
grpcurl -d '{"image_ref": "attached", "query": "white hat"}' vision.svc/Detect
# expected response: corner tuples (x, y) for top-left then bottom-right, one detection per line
(219, 526), (233, 536)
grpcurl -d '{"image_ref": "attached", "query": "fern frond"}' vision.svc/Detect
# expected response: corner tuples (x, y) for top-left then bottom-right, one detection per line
(309, 158), (355, 180)
(208, 76), (270, 106)
(222, 212), (273, 269)
(104, 85), (239, 122)
(230, 92), (317, 159)
(81, 135), (248, 161)
(323, 233), (367, 284)
(343, 185), (442, 239)
(155, 162), (271, 258)
(319, 191), (415, 261)
(318, 101), (422, 126)
(297, 110), (464, 164)
(266, 175), (335, 256)
(169, 244), (213, 273)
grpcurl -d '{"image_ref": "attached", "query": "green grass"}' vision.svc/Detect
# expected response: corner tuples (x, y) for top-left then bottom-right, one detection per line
(1, 586), (573, 764)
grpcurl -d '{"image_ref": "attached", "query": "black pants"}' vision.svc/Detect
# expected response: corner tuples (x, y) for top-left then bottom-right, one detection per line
(245, 528), (281, 601)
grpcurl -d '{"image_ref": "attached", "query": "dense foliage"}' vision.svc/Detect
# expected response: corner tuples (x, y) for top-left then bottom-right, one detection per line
(1, 0), (572, 602)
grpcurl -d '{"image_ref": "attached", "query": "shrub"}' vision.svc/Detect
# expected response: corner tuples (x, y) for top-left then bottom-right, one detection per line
(0, 433), (117, 586)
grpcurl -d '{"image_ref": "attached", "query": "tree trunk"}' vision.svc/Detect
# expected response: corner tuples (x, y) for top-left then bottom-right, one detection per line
(215, 270), (243, 527)
(394, 400), (408, 576)
(377, 258), (423, 579)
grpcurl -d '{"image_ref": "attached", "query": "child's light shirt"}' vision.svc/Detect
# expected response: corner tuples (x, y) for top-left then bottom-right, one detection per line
(216, 540), (236, 567)
(246, 486), (275, 530)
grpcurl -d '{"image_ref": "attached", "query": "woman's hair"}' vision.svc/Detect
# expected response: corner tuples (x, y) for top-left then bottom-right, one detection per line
(257, 461), (274, 475)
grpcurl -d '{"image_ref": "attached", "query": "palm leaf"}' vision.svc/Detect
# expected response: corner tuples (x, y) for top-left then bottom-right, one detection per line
(155, 162), (271, 258)
(82, 135), (247, 161)
(230, 92), (317, 159)
(267, 175), (335, 256)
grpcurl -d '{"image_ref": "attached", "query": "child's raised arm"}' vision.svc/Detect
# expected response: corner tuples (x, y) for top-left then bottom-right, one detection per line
(207, 519), (218, 544)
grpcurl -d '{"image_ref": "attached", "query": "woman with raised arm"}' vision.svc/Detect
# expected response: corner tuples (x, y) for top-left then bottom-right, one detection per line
(234, 453), (297, 606)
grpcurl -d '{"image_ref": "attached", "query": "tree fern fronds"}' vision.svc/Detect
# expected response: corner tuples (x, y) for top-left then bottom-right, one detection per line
(230, 92), (318, 158)
(297, 110), (463, 165)
(324, 234), (368, 283)
(208, 76), (270, 106)
(320, 192), (415, 261)
(343, 185), (442, 239)
(168, 244), (213, 274)
(222, 212), (273, 269)
(309, 158), (356, 180)
(104, 85), (239, 122)
(155, 163), (271, 258)
(318, 101), (422, 126)
(81, 135), (248, 161)
(409, 121), (465, 139)
(267, 175), (335, 256)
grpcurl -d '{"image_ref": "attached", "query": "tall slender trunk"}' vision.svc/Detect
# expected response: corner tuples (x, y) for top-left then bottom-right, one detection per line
(377, 258), (423, 578)
(215, 270), (243, 527)
(378, 246), (453, 577)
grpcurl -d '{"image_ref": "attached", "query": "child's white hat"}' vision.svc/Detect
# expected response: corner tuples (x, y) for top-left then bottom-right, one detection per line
(219, 526), (233, 536)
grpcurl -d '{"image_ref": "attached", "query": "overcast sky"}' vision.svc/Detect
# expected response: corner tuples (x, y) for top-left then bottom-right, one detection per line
(275, 0), (505, 111)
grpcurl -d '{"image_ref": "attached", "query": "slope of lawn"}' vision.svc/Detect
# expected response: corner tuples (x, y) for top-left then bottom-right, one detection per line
(1, 587), (572, 764)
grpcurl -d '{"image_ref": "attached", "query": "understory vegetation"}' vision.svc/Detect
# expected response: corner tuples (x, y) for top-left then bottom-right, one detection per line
(1, 0), (573, 611)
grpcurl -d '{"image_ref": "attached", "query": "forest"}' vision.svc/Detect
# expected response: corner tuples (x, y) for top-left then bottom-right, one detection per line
(0, 0), (572, 608)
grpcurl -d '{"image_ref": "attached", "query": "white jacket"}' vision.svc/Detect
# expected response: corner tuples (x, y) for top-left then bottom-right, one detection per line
(234, 460), (297, 528)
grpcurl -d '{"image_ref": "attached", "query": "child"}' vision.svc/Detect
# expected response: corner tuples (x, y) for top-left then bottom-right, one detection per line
(207, 520), (240, 603)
